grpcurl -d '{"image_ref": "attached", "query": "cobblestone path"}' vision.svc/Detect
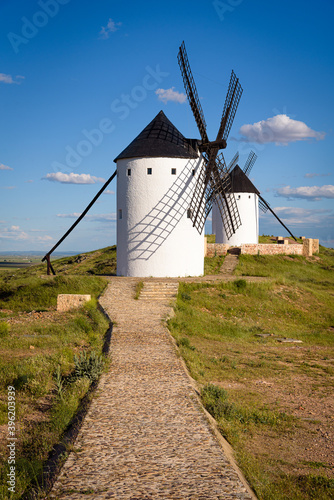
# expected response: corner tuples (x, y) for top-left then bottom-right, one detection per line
(50, 279), (255, 499)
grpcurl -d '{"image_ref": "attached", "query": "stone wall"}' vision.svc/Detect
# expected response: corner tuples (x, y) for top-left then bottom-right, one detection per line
(205, 238), (319, 257)
(302, 238), (320, 257)
(240, 244), (303, 256)
(206, 243), (230, 257)
(57, 294), (91, 312)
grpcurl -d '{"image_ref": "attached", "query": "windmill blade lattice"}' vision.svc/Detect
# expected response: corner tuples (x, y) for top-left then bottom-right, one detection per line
(178, 42), (209, 143)
(213, 153), (242, 238)
(218, 71), (243, 142)
(259, 197), (269, 213)
(227, 151), (239, 172)
(187, 160), (210, 233)
(178, 41), (243, 235)
(243, 151), (257, 177)
(188, 152), (241, 238)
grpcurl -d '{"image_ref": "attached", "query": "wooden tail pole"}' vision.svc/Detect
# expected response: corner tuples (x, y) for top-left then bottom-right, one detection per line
(42, 169), (117, 275)
(46, 254), (56, 276)
(258, 195), (297, 242)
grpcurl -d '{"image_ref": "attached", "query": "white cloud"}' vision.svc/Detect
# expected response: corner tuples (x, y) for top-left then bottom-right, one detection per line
(0, 225), (28, 241)
(43, 172), (105, 184)
(99, 18), (122, 39)
(0, 163), (13, 170)
(0, 73), (25, 84)
(239, 114), (325, 145)
(103, 189), (115, 195)
(272, 206), (333, 226)
(37, 235), (53, 242)
(155, 87), (187, 104)
(304, 172), (331, 178)
(275, 185), (334, 201)
(57, 213), (116, 222)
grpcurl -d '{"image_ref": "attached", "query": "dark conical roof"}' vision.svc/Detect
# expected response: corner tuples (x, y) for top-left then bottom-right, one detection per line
(230, 165), (260, 194)
(114, 110), (199, 162)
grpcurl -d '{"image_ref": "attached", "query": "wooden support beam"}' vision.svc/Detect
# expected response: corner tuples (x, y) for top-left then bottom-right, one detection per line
(42, 169), (117, 273)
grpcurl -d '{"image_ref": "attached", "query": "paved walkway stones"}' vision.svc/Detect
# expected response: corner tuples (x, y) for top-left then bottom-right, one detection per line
(50, 279), (255, 499)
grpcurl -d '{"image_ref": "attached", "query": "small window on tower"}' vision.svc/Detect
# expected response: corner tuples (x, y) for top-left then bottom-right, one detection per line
(249, 195), (251, 199)
(187, 208), (192, 219)
(192, 169), (196, 176)
(171, 168), (176, 175)
(119, 209), (122, 220)
(147, 168), (152, 175)
(127, 169), (131, 176)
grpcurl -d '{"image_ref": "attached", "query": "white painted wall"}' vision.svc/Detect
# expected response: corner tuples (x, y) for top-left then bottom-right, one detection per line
(116, 156), (205, 277)
(212, 193), (259, 245)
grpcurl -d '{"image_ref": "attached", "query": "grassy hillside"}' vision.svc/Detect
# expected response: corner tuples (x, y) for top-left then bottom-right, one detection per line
(169, 245), (334, 500)
(1, 242), (333, 498)
(0, 262), (110, 498)
(48, 245), (117, 276)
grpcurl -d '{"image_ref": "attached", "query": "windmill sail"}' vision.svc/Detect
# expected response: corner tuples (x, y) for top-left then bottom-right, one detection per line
(178, 41), (242, 236)
(243, 151), (257, 177)
(178, 42), (209, 144)
(218, 70), (243, 142)
(259, 197), (269, 213)
(227, 151), (239, 173)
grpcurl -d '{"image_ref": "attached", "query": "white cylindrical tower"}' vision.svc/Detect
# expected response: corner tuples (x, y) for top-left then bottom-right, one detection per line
(212, 165), (259, 246)
(115, 111), (205, 277)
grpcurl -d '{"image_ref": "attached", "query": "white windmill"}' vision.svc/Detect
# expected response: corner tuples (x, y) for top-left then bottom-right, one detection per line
(41, 42), (247, 275)
(212, 152), (259, 245)
(212, 151), (297, 245)
(114, 40), (245, 277)
(114, 110), (205, 277)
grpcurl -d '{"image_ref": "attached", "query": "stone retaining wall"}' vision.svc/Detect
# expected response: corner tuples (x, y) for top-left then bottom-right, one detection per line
(205, 238), (319, 257)
(206, 243), (230, 257)
(57, 294), (91, 312)
(240, 243), (303, 256)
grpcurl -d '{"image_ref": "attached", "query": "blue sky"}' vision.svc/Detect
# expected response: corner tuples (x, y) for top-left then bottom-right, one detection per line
(1, 0), (333, 252)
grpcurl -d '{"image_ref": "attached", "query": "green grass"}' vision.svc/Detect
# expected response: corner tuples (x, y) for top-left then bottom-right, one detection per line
(0, 267), (109, 499)
(205, 234), (216, 243)
(168, 245), (334, 500)
(0, 246), (117, 280)
(49, 245), (117, 275)
(0, 274), (107, 312)
(204, 255), (225, 274)
(134, 280), (144, 299)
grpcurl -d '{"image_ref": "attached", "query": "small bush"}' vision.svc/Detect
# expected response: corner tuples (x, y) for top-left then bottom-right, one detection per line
(177, 337), (196, 350)
(73, 351), (104, 382)
(54, 365), (64, 400)
(0, 322), (10, 337)
(233, 279), (247, 291)
(201, 384), (232, 420)
(134, 281), (144, 300)
(12, 374), (31, 390)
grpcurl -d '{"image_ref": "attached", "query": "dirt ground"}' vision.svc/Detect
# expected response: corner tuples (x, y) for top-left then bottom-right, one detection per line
(219, 344), (334, 479)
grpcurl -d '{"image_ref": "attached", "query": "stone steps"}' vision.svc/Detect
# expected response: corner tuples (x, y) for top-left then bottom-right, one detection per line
(139, 281), (179, 300)
(219, 254), (239, 275)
